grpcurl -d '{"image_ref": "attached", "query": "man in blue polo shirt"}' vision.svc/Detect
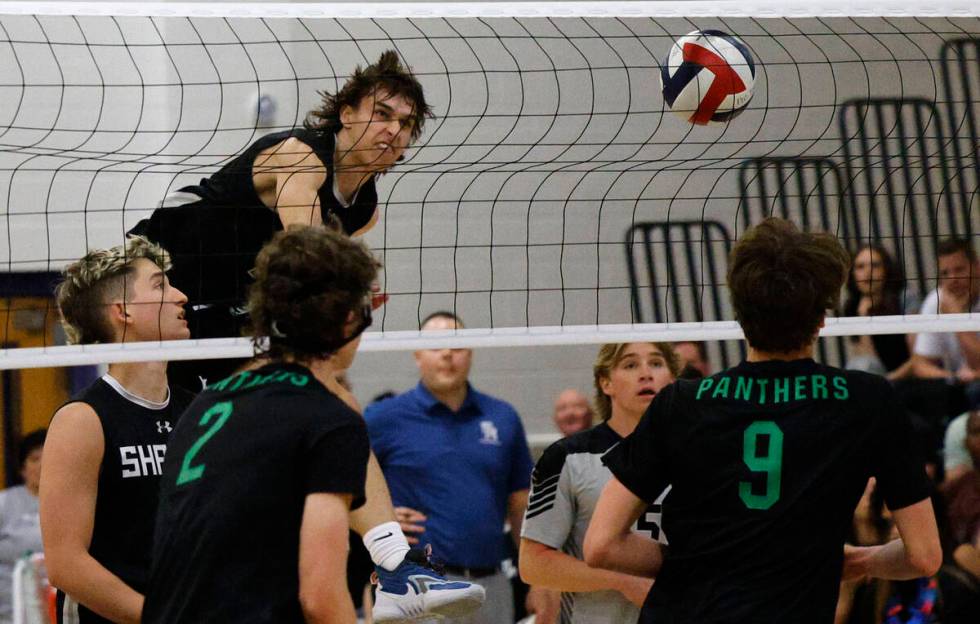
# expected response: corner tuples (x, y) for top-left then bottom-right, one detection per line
(365, 311), (538, 624)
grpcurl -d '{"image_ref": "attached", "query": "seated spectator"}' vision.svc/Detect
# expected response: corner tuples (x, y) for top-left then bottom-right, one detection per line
(944, 412), (976, 484)
(552, 388), (594, 437)
(0, 429), (46, 624)
(841, 244), (915, 379)
(672, 341), (711, 379)
(938, 410), (980, 623)
(910, 239), (980, 406)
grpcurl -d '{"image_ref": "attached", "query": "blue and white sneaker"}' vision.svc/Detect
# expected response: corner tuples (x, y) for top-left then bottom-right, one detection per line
(373, 546), (486, 623)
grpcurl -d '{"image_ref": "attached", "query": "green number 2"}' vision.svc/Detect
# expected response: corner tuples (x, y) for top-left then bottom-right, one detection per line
(738, 421), (783, 510)
(176, 401), (233, 486)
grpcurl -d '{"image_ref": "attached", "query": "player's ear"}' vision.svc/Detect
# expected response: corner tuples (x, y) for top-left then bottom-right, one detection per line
(109, 300), (130, 326)
(339, 104), (354, 130)
(599, 375), (613, 396)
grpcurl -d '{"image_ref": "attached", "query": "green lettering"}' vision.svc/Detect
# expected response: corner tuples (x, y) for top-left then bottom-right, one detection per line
(227, 371), (251, 391)
(811, 374), (828, 399)
(734, 376), (754, 401)
(208, 376), (232, 392)
(756, 378), (769, 404)
(290, 373), (310, 387)
(794, 376), (807, 401)
(832, 376), (849, 400)
(696, 378), (714, 400)
(711, 377), (731, 399)
(773, 378), (790, 403)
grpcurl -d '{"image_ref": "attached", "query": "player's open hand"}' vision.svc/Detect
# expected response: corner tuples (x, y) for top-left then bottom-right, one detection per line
(394, 506), (426, 544)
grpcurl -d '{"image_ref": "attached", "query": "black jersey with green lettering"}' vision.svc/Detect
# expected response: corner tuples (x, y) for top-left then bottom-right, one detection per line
(142, 363), (369, 624)
(603, 358), (931, 624)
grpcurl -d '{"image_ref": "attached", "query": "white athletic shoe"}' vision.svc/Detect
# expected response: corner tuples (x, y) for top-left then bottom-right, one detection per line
(372, 547), (486, 623)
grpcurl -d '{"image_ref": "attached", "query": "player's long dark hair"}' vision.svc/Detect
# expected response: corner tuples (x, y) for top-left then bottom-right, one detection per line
(728, 218), (850, 354)
(305, 50), (433, 142)
(842, 244), (907, 344)
(248, 225), (378, 362)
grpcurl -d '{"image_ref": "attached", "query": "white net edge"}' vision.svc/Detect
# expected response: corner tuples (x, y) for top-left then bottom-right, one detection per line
(3, 313), (980, 370)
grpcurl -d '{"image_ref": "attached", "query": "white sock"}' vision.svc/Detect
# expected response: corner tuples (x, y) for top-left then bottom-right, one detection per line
(363, 521), (410, 571)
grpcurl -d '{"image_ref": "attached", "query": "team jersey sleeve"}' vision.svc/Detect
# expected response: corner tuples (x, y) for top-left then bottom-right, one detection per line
(871, 381), (932, 511)
(521, 442), (575, 549)
(305, 406), (371, 511)
(602, 386), (673, 504)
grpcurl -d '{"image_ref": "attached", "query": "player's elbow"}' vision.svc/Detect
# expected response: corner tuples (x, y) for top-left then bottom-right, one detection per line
(298, 587), (351, 624)
(583, 530), (612, 569)
(909, 544), (942, 578)
(518, 540), (547, 585)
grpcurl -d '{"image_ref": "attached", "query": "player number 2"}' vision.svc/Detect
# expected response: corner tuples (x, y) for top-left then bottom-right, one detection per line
(739, 421), (783, 510)
(176, 401), (233, 486)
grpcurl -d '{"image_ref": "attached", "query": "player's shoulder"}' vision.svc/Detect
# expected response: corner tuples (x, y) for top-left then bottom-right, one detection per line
(533, 424), (619, 482)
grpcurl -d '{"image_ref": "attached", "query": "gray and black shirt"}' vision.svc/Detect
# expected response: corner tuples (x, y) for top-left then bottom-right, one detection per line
(522, 422), (668, 624)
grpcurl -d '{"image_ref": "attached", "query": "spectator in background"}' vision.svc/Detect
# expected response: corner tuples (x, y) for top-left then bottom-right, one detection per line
(841, 244), (915, 380)
(0, 429), (46, 624)
(552, 389), (594, 438)
(672, 341), (711, 379)
(365, 311), (548, 624)
(938, 411), (980, 623)
(944, 412), (975, 484)
(910, 239), (980, 406)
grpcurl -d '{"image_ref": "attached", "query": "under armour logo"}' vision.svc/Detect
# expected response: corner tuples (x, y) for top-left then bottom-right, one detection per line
(156, 421), (173, 434)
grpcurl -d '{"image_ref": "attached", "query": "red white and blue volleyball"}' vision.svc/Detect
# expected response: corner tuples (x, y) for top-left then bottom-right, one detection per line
(661, 30), (756, 125)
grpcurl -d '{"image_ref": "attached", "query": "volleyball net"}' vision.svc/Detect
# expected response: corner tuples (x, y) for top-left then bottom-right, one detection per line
(0, 1), (978, 370)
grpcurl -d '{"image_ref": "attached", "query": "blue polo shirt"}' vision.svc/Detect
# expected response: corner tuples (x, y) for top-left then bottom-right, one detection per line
(365, 382), (534, 569)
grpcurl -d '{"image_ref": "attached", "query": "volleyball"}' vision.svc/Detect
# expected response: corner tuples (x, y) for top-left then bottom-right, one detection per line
(661, 30), (756, 125)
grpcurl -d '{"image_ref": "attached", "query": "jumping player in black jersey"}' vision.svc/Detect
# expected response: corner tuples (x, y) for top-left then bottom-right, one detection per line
(130, 49), (432, 391)
(143, 226), (483, 623)
(40, 236), (195, 624)
(584, 218), (942, 624)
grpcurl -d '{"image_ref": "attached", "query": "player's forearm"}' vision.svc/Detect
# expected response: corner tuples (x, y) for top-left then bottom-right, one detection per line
(584, 531), (663, 578)
(851, 538), (940, 580)
(910, 355), (952, 379)
(46, 549), (143, 624)
(955, 333), (980, 370)
(953, 543), (980, 578)
(520, 540), (648, 594)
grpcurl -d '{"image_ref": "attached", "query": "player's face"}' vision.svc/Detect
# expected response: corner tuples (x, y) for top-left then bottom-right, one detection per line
(341, 90), (417, 173)
(938, 250), (979, 299)
(553, 390), (593, 436)
(415, 316), (472, 397)
(120, 258), (190, 342)
(852, 248), (887, 296)
(601, 343), (675, 419)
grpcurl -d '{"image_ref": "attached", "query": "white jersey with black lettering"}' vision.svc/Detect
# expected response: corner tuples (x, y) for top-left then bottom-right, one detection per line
(521, 422), (669, 624)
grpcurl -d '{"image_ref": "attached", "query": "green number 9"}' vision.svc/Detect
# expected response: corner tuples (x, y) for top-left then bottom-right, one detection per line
(739, 420), (783, 510)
